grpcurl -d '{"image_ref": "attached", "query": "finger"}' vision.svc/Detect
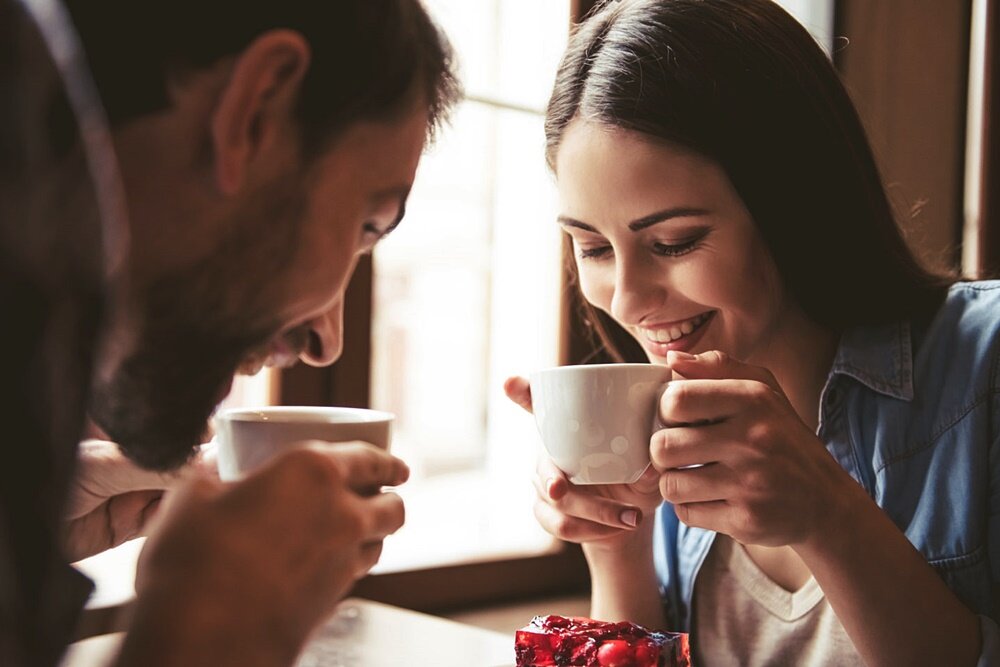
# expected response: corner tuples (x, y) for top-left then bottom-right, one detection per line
(672, 499), (729, 532)
(307, 442), (410, 490)
(628, 464), (661, 495)
(358, 491), (406, 539)
(109, 490), (164, 538)
(533, 498), (626, 543)
(658, 464), (733, 505)
(69, 442), (192, 520)
(533, 475), (642, 529)
(659, 378), (777, 425)
(535, 457), (571, 500)
(666, 350), (781, 392)
(504, 376), (533, 413)
(650, 425), (729, 470)
(76, 440), (188, 491)
(356, 540), (385, 576)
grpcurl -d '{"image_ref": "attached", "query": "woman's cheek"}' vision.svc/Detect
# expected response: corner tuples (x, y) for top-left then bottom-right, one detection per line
(578, 271), (613, 311)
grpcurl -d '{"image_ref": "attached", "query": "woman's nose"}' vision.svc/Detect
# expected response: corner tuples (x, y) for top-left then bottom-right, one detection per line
(298, 301), (344, 367)
(609, 254), (665, 325)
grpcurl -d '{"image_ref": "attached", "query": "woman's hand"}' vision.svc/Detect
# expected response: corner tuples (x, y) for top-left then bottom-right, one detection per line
(505, 376), (662, 550)
(652, 350), (856, 548)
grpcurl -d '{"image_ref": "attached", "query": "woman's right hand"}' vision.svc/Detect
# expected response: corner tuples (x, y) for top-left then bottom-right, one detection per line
(505, 376), (663, 551)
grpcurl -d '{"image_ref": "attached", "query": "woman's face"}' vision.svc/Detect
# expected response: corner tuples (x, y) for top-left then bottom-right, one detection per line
(555, 120), (789, 365)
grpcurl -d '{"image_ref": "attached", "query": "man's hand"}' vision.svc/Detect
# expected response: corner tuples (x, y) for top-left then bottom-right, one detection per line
(64, 440), (214, 561)
(118, 442), (408, 666)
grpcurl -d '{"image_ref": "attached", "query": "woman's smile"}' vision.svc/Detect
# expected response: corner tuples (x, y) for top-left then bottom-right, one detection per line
(635, 310), (716, 358)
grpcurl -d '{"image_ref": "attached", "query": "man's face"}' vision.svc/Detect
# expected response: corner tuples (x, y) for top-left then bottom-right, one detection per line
(91, 103), (429, 470)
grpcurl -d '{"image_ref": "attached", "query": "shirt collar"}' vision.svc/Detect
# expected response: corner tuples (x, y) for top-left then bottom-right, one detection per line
(829, 321), (914, 401)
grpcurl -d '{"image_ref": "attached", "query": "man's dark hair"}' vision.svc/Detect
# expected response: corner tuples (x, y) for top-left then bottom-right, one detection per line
(546, 0), (954, 361)
(65, 0), (460, 153)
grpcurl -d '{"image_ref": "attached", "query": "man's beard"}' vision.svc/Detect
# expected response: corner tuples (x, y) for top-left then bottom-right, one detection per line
(89, 278), (276, 471)
(90, 177), (305, 471)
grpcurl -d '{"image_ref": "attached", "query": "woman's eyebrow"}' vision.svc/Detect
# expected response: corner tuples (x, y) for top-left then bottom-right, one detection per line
(557, 207), (710, 232)
(556, 215), (598, 232)
(628, 207), (710, 231)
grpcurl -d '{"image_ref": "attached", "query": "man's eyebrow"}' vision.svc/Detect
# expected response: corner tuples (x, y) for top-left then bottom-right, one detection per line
(557, 207), (710, 233)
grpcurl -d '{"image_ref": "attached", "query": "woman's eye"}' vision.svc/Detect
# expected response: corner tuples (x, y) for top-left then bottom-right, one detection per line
(652, 239), (700, 257)
(577, 245), (612, 260)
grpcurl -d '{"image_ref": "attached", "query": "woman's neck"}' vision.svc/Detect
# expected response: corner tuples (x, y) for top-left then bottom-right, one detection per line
(747, 306), (839, 432)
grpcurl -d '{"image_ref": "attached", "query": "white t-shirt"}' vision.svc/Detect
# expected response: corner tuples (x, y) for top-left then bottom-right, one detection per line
(691, 535), (863, 666)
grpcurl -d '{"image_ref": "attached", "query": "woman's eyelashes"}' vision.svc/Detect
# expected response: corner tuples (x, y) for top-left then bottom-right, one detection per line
(652, 237), (701, 257)
(577, 243), (612, 259)
(575, 231), (708, 261)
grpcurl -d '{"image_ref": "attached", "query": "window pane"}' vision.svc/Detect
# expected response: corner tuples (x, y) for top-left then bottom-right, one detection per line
(776, 0), (834, 55)
(369, 1), (567, 569)
(371, 101), (562, 479)
(425, 0), (570, 109)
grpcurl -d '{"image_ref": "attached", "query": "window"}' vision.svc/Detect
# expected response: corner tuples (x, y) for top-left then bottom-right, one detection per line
(367, 0), (569, 573)
(777, 0), (835, 55)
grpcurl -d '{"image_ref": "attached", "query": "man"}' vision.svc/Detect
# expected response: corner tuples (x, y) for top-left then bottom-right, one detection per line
(1, 0), (459, 664)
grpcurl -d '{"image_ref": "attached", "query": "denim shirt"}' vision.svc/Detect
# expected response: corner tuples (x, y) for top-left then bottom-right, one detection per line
(653, 281), (1000, 663)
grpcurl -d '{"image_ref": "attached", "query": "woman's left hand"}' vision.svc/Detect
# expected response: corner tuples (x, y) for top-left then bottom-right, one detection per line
(652, 350), (855, 548)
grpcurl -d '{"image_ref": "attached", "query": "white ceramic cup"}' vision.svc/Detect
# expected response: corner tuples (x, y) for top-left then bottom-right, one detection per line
(213, 406), (394, 481)
(529, 363), (670, 485)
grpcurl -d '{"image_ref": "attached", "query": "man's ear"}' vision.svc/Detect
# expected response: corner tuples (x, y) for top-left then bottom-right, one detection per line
(211, 29), (310, 195)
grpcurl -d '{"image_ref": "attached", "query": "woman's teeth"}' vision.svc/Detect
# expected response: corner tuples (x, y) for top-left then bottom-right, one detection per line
(640, 312), (711, 343)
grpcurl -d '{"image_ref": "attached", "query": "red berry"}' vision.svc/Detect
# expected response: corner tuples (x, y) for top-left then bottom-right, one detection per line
(633, 641), (660, 665)
(597, 639), (635, 667)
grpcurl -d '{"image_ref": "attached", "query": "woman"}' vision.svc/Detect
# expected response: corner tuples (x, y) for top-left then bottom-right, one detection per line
(505, 1), (1000, 664)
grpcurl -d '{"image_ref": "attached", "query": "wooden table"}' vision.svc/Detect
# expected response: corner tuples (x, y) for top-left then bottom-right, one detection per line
(61, 597), (516, 667)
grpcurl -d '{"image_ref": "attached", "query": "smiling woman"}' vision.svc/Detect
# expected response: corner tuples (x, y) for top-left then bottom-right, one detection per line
(554, 128), (790, 366)
(526, 1), (998, 666)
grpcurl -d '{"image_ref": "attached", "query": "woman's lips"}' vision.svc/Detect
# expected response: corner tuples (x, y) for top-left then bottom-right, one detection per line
(636, 311), (716, 358)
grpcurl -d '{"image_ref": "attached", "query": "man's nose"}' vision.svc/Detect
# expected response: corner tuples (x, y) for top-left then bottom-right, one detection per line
(298, 302), (344, 367)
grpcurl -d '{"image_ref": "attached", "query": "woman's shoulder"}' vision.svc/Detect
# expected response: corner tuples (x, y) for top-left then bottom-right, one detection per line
(936, 280), (1000, 334)
(921, 280), (1000, 383)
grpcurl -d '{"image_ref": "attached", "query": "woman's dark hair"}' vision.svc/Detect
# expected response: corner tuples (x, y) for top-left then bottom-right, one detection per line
(546, 0), (954, 362)
(65, 0), (461, 156)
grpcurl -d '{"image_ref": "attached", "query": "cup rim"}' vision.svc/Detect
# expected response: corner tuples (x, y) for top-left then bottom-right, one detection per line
(529, 362), (670, 381)
(215, 405), (395, 424)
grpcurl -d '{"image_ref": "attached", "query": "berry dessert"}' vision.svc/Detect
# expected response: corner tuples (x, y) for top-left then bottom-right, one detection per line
(515, 615), (690, 667)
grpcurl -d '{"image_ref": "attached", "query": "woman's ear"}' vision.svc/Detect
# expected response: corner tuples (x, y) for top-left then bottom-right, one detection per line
(210, 29), (311, 195)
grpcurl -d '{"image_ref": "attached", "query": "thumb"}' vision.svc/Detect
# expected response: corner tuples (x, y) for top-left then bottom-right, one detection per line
(503, 375), (533, 413)
(666, 350), (782, 393)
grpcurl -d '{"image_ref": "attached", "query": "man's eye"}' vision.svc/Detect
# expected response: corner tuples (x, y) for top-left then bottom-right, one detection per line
(362, 221), (382, 238)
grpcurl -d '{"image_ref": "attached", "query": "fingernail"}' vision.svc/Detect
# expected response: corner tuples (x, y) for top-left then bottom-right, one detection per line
(620, 508), (640, 527)
(668, 351), (696, 362)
